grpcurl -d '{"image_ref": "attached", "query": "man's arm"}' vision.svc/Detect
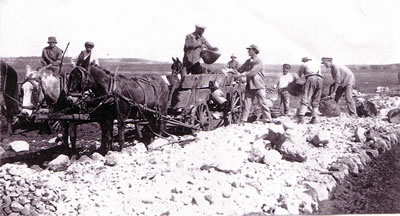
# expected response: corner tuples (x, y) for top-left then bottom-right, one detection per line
(297, 64), (305, 77)
(243, 59), (263, 78)
(329, 67), (341, 97)
(41, 48), (50, 66)
(202, 37), (218, 51)
(52, 48), (63, 66)
(185, 34), (202, 50)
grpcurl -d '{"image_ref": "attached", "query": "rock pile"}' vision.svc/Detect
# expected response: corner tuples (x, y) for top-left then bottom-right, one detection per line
(0, 164), (61, 216)
(0, 93), (400, 215)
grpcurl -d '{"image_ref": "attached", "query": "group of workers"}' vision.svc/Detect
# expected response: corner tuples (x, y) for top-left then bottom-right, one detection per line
(182, 24), (357, 124)
(40, 24), (357, 125)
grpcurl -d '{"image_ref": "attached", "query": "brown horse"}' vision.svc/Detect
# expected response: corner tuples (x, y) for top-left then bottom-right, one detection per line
(0, 61), (19, 137)
(68, 65), (169, 155)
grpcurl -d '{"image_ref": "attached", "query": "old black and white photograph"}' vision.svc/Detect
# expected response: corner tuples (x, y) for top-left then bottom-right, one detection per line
(1, 0), (400, 215)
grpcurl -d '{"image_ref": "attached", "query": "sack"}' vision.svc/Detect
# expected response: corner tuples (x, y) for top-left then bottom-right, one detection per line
(319, 98), (341, 117)
(200, 50), (221, 64)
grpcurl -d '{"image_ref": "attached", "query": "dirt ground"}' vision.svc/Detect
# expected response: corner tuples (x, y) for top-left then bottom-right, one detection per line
(319, 136), (400, 214)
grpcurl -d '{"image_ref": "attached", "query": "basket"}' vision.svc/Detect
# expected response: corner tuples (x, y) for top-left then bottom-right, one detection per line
(388, 108), (400, 123)
(356, 100), (377, 117)
(200, 50), (221, 64)
(270, 107), (282, 118)
(265, 87), (278, 101)
(319, 98), (341, 117)
(287, 79), (304, 96)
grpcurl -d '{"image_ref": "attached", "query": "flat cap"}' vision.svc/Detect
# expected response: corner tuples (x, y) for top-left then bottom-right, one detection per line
(246, 44), (260, 54)
(47, 36), (57, 43)
(321, 57), (333, 64)
(230, 54), (236, 58)
(195, 24), (206, 29)
(301, 57), (312, 62)
(85, 41), (95, 47)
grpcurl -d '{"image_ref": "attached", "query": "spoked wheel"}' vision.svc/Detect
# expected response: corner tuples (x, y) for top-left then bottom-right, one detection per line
(228, 90), (243, 124)
(192, 102), (212, 131)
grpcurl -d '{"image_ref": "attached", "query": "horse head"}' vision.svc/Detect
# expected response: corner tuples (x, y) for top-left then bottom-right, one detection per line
(68, 65), (111, 97)
(171, 57), (183, 76)
(20, 65), (44, 116)
(21, 65), (62, 116)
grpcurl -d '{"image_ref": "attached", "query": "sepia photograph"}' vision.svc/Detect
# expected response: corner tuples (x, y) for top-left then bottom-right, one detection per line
(1, 0), (400, 215)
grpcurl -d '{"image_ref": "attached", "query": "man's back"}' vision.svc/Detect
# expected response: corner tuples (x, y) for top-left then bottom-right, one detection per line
(332, 64), (355, 86)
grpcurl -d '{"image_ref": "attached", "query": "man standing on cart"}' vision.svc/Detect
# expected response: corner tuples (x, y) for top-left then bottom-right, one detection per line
(233, 44), (273, 124)
(182, 24), (218, 75)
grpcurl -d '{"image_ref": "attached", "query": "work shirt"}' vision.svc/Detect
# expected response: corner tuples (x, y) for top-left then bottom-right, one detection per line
(184, 32), (213, 64)
(237, 56), (265, 90)
(227, 59), (240, 69)
(41, 46), (63, 66)
(297, 60), (322, 78)
(331, 64), (355, 86)
(277, 73), (295, 89)
(75, 50), (99, 69)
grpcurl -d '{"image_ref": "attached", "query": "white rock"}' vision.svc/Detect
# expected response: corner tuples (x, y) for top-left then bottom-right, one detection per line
(48, 154), (70, 172)
(48, 137), (57, 144)
(0, 146), (5, 155)
(355, 127), (367, 143)
(308, 131), (330, 147)
(147, 138), (169, 151)
(91, 152), (105, 162)
(9, 140), (29, 152)
(105, 153), (118, 166)
(262, 149), (282, 164)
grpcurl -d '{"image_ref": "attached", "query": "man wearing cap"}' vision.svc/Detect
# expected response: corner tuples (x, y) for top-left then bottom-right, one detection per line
(227, 54), (240, 69)
(41, 36), (63, 73)
(75, 41), (99, 70)
(297, 57), (323, 124)
(234, 44), (273, 124)
(277, 63), (295, 115)
(182, 24), (218, 75)
(321, 57), (357, 116)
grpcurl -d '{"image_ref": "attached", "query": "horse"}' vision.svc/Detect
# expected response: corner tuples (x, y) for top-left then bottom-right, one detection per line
(21, 65), (78, 152)
(68, 65), (169, 155)
(0, 61), (19, 137)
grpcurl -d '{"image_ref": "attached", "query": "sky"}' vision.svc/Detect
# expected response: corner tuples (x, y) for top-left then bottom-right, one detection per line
(0, 0), (400, 64)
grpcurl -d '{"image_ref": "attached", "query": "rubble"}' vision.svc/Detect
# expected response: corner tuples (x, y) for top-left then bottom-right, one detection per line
(0, 93), (399, 215)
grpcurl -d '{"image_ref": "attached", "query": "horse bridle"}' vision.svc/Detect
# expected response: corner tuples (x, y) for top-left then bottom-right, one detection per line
(68, 66), (92, 97)
(20, 75), (43, 110)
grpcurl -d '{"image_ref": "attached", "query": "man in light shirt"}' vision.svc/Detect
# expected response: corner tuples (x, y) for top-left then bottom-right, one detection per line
(277, 64), (295, 115)
(182, 24), (218, 75)
(75, 41), (99, 70)
(321, 57), (357, 116)
(297, 57), (323, 124)
(234, 44), (273, 124)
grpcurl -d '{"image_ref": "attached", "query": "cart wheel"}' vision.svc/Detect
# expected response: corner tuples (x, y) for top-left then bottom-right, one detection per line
(193, 102), (212, 131)
(228, 90), (243, 124)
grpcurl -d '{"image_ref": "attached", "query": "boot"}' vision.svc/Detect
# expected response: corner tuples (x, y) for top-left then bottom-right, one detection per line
(309, 117), (318, 124)
(297, 115), (305, 124)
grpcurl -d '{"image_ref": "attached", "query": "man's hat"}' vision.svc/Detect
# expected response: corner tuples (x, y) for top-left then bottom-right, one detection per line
(85, 41), (95, 47)
(195, 24), (206, 29)
(321, 57), (333, 64)
(301, 57), (312, 62)
(230, 54), (236, 58)
(283, 63), (291, 69)
(47, 36), (57, 44)
(246, 44), (259, 54)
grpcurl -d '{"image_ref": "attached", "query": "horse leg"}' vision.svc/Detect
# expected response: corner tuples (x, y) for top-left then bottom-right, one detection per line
(6, 115), (13, 136)
(98, 120), (108, 155)
(70, 122), (77, 154)
(106, 119), (114, 152)
(117, 120), (125, 151)
(62, 121), (70, 148)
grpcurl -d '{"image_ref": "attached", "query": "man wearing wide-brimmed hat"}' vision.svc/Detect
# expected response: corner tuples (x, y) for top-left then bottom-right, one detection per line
(75, 41), (99, 70)
(182, 24), (218, 75)
(234, 44), (273, 124)
(41, 36), (63, 74)
(297, 57), (323, 124)
(321, 57), (357, 116)
(227, 54), (240, 69)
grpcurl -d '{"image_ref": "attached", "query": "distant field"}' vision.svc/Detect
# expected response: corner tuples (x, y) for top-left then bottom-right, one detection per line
(2, 57), (399, 93)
